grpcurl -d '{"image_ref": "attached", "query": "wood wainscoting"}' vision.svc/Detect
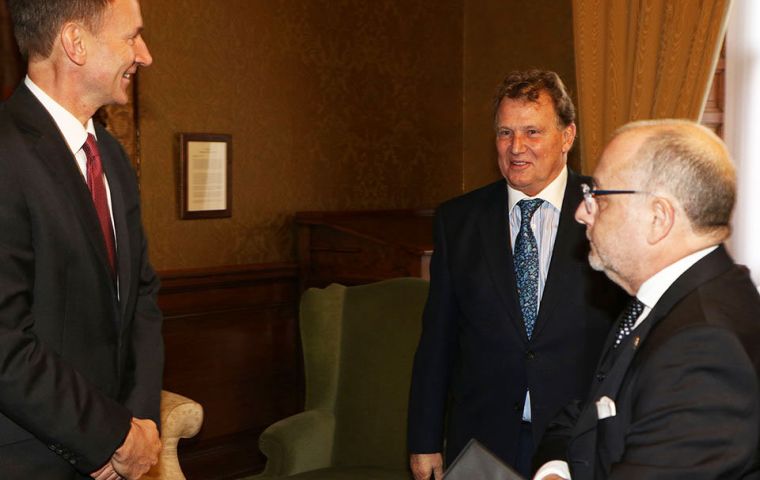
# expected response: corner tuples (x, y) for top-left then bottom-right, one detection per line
(158, 263), (301, 480)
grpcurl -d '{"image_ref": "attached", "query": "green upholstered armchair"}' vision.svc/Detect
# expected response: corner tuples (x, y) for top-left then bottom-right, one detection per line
(252, 278), (428, 480)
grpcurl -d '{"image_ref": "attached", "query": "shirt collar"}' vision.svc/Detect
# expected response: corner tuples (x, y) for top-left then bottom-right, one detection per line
(507, 165), (568, 213)
(636, 245), (719, 309)
(24, 76), (97, 155)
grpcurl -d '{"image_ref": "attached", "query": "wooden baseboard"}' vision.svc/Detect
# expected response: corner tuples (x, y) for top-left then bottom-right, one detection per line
(158, 263), (302, 480)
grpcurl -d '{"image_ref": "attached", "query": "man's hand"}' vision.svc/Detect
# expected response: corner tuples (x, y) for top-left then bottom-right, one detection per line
(410, 452), (444, 480)
(111, 417), (162, 479)
(91, 462), (121, 480)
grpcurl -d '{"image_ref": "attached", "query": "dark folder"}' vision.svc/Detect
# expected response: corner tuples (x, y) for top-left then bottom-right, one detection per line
(443, 439), (526, 480)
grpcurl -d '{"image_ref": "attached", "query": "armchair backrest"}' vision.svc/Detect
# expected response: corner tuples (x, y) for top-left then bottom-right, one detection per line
(300, 283), (346, 412)
(299, 278), (428, 470)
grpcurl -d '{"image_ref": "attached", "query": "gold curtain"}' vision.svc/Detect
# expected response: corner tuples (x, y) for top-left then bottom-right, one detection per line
(573, 0), (731, 173)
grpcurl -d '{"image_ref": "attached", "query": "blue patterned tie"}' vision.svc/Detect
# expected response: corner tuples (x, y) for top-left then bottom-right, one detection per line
(514, 199), (544, 339)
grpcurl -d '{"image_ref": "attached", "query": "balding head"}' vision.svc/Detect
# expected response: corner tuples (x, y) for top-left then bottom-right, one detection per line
(575, 119), (736, 294)
(613, 119), (736, 241)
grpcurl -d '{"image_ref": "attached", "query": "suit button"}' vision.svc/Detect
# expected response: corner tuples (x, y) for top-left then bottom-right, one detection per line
(69, 458), (77, 465)
(526, 351), (536, 360)
(596, 372), (605, 382)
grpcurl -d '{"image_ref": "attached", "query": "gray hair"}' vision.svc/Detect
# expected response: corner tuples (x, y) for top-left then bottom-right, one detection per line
(615, 119), (736, 235)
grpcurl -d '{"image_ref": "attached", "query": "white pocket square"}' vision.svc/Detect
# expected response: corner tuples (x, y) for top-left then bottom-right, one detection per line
(595, 396), (617, 419)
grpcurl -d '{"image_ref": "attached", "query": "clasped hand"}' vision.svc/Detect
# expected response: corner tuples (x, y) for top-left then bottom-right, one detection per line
(91, 417), (161, 480)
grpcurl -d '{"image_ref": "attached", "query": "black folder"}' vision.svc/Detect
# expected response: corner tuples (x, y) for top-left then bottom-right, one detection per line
(443, 439), (526, 480)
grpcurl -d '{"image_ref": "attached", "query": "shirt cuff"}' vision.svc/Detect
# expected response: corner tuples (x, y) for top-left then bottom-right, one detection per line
(533, 460), (571, 479)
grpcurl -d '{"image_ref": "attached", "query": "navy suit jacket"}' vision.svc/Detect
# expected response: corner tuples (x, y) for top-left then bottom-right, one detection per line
(537, 246), (760, 479)
(407, 172), (623, 467)
(0, 85), (163, 478)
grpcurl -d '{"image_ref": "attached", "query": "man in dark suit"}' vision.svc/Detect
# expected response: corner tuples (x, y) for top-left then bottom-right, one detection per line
(534, 119), (760, 479)
(407, 70), (623, 479)
(0, 0), (163, 478)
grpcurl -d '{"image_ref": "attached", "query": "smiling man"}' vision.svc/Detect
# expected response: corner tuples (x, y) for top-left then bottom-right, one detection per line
(407, 70), (623, 479)
(0, 1), (163, 479)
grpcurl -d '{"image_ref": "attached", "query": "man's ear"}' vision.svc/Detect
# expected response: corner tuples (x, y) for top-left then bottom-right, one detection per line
(562, 122), (577, 153)
(60, 22), (87, 66)
(647, 196), (675, 244)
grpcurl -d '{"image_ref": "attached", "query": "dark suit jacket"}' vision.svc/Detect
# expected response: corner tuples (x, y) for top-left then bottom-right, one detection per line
(407, 172), (623, 467)
(0, 84), (164, 479)
(537, 246), (760, 479)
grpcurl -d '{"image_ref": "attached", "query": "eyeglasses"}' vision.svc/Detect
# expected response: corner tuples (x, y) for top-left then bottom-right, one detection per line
(581, 183), (648, 215)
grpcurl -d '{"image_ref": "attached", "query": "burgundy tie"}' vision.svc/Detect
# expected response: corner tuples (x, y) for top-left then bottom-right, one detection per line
(82, 134), (117, 277)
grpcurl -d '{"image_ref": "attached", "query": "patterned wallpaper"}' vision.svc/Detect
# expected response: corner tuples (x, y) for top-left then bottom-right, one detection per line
(99, 91), (138, 171)
(2, 0), (576, 271)
(138, 0), (464, 270)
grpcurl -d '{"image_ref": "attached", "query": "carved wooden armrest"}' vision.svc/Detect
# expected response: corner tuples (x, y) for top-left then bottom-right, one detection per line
(144, 390), (204, 480)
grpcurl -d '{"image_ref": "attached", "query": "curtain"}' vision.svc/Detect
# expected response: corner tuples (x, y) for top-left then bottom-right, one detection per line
(726, 0), (760, 286)
(572, 0), (732, 173)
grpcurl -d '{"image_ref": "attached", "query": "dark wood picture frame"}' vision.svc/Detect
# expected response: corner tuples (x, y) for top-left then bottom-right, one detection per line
(179, 133), (232, 219)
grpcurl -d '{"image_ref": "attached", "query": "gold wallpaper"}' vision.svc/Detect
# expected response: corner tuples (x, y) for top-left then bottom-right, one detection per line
(138, 0), (464, 270)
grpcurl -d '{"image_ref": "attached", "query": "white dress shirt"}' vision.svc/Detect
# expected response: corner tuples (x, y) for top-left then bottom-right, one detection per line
(24, 76), (115, 230)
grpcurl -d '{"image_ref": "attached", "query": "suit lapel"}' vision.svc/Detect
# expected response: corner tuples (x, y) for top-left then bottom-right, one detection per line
(477, 182), (525, 338)
(567, 303), (662, 479)
(569, 246), (736, 468)
(96, 124), (131, 317)
(7, 85), (117, 295)
(531, 171), (584, 339)
(571, 330), (643, 438)
(645, 245), (734, 322)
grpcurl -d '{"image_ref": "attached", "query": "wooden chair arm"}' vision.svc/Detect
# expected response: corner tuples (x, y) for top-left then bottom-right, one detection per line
(144, 390), (204, 480)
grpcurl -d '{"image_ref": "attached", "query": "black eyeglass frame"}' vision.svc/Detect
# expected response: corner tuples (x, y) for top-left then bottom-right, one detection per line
(580, 182), (648, 215)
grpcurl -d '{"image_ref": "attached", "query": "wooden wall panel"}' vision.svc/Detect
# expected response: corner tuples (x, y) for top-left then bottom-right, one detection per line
(295, 210), (433, 291)
(158, 263), (301, 480)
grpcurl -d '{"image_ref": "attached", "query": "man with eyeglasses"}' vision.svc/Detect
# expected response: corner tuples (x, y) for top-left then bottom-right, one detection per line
(407, 70), (624, 479)
(534, 119), (760, 479)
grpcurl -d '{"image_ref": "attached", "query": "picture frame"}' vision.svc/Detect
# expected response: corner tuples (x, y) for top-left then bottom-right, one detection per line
(179, 133), (232, 219)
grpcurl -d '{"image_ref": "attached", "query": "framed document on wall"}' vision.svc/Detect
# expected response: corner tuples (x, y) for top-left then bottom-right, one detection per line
(179, 133), (232, 219)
